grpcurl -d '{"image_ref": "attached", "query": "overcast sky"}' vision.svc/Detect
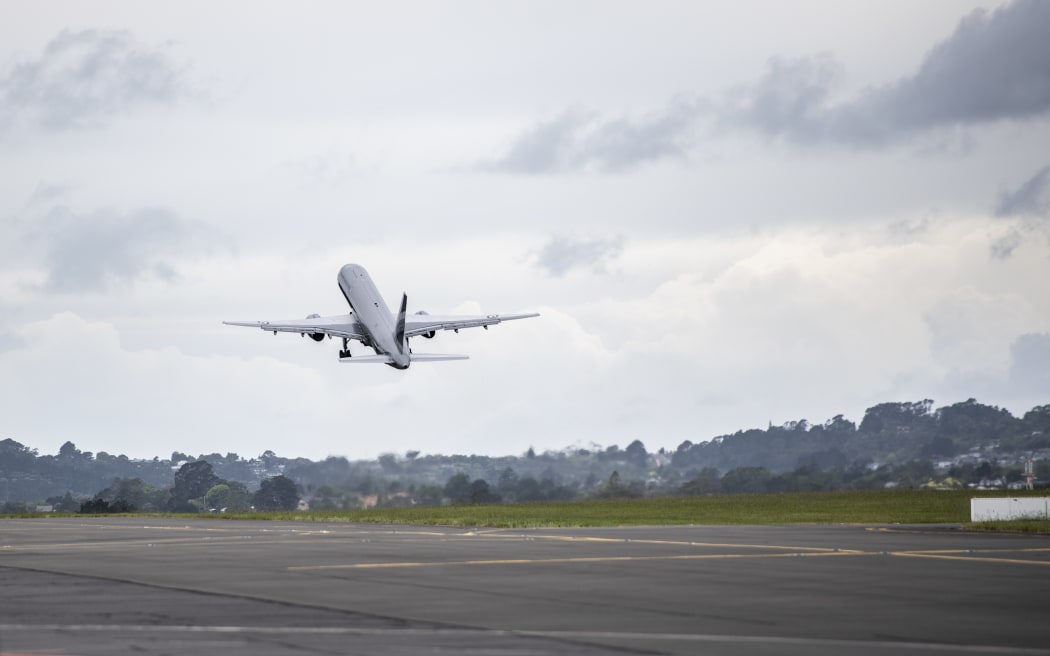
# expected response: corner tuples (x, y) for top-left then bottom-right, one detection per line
(1, 1), (1048, 461)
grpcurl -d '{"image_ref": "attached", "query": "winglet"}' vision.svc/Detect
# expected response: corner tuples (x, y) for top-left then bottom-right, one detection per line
(395, 293), (408, 354)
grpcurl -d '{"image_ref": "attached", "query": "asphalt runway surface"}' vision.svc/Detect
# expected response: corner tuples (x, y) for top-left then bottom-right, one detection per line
(2, 518), (1049, 655)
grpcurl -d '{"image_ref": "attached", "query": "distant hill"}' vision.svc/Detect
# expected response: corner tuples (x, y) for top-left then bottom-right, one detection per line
(2, 398), (1048, 509)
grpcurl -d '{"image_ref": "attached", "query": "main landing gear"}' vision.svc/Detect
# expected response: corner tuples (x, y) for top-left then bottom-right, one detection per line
(339, 337), (352, 359)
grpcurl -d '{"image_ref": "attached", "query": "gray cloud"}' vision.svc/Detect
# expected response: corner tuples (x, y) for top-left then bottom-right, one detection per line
(486, 100), (698, 174)
(534, 235), (623, 276)
(990, 164), (1050, 259)
(0, 29), (186, 132)
(989, 230), (1023, 260)
(996, 165), (1050, 217)
(27, 206), (197, 293)
(487, 1), (1050, 173)
(723, 0), (1050, 146)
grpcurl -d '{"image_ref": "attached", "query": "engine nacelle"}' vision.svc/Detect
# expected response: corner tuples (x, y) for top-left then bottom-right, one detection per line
(305, 314), (325, 342)
(415, 310), (436, 338)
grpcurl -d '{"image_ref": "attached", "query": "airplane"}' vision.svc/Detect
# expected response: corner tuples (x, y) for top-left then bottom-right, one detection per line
(224, 263), (539, 369)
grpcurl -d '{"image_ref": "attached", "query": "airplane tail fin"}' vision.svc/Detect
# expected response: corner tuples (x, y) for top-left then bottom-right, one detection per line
(395, 293), (408, 353)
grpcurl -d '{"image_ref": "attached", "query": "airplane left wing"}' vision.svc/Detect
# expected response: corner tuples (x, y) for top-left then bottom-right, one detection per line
(223, 314), (368, 341)
(403, 312), (540, 339)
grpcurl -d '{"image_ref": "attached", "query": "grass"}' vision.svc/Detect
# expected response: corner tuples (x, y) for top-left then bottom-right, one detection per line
(5, 490), (1048, 531)
(213, 489), (1050, 528)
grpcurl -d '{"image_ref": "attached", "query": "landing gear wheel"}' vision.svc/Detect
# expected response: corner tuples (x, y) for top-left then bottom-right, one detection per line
(339, 349), (351, 359)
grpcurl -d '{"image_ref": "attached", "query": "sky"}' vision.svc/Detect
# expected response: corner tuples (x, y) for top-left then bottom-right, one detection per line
(1, 1), (1048, 461)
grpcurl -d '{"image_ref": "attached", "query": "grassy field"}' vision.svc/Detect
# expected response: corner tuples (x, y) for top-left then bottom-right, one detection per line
(219, 489), (1050, 529)
(5, 490), (1049, 531)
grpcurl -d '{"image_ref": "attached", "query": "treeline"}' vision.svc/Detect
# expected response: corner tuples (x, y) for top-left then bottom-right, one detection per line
(2, 398), (1049, 512)
(672, 399), (1050, 473)
(41, 460), (300, 514)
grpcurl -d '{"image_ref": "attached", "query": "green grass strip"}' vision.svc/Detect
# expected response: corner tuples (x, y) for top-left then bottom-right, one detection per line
(5, 490), (1048, 531)
(213, 490), (1050, 528)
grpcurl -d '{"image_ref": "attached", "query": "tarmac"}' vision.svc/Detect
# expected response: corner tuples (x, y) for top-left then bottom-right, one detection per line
(1, 518), (1049, 655)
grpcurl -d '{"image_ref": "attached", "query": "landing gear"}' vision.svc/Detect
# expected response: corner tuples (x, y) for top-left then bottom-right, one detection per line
(339, 337), (351, 359)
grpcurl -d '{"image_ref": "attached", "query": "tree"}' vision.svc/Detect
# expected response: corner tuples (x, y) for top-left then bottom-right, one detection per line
(205, 484), (232, 511)
(595, 471), (643, 499)
(444, 473), (472, 504)
(469, 479), (501, 504)
(378, 453), (400, 473)
(413, 484), (444, 506)
(823, 415), (856, 434)
(253, 475), (299, 510)
(97, 477), (164, 511)
(497, 467), (519, 499)
(625, 440), (648, 468)
(170, 461), (220, 510)
(679, 468), (721, 495)
(720, 467), (773, 494)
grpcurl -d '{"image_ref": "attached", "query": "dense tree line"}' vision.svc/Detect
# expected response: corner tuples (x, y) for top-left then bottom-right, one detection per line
(2, 398), (1048, 512)
(64, 461), (300, 514)
(672, 400), (1050, 474)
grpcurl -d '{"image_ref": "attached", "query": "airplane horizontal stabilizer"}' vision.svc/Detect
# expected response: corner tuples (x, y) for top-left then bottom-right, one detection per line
(407, 354), (469, 362)
(338, 354), (468, 364)
(339, 355), (395, 364)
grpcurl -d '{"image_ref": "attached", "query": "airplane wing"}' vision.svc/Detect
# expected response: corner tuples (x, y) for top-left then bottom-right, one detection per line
(223, 314), (368, 341)
(403, 312), (539, 339)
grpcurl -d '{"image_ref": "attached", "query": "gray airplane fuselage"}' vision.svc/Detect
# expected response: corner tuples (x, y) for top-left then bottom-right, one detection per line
(337, 263), (411, 369)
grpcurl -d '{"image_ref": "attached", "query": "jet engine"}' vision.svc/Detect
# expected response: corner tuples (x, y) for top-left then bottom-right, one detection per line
(415, 310), (436, 338)
(304, 313), (325, 342)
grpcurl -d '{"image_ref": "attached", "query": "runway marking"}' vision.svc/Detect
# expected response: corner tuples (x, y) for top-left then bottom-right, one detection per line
(288, 551), (861, 571)
(472, 531), (862, 554)
(288, 541), (1050, 571)
(892, 550), (1050, 566)
(0, 527), (455, 551)
(0, 536), (263, 551)
(0, 624), (1047, 654)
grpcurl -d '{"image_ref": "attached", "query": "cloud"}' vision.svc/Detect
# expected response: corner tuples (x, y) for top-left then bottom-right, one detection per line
(722, 0), (1050, 146)
(990, 164), (1050, 259)
(485, 100), (698, 174)
(0, 29), (187, 132)
(533, 235), (624, 277)
(996, 165), (1050, 217)
(990, 230), (1023, 260)
(25, 206), (200, 293)
(483, 1), (1050, 173)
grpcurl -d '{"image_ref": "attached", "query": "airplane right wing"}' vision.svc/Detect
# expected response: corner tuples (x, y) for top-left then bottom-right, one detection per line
(223, 314), (368, 341)
(403, 312), (540, 339)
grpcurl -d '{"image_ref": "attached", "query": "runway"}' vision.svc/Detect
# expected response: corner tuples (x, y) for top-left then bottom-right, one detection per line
(2, 518), (1049, 655)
